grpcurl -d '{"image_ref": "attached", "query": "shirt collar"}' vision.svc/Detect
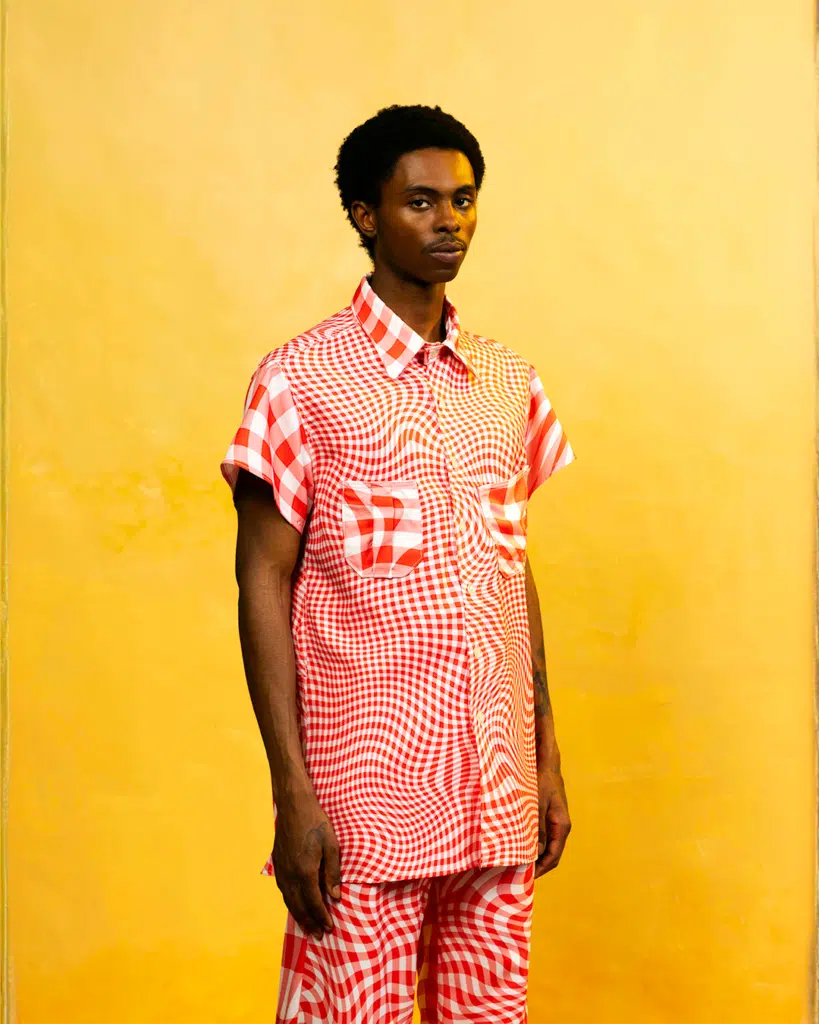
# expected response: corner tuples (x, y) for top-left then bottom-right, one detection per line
(351, 274), (479, 381)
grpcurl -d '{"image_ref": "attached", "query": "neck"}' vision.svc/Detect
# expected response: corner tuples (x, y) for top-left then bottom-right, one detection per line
(369, 264), (447, 344)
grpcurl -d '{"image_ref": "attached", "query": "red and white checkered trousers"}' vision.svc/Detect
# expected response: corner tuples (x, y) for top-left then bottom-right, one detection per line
(275, 862), (535, 1023)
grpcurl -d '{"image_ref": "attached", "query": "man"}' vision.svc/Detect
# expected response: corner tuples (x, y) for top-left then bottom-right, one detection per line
(222, 104), (575, 1024)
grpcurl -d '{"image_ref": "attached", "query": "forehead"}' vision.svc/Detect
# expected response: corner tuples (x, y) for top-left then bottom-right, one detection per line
(384, 148), (475, 192)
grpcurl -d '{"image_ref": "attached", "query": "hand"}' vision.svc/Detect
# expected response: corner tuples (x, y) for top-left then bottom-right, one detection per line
(272, 791), (342, 938)
(534, 766), (571, 878)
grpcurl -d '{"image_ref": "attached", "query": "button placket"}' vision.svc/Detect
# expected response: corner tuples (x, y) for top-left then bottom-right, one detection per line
(431, 362), (490, 811)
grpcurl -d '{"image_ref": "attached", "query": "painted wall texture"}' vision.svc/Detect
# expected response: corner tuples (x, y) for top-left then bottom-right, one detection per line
(6, 2), (815, 1022)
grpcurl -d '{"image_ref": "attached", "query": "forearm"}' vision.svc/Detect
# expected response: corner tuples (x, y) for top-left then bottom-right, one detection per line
(524, 558), (561, 773)
(237, 565), (312, 803)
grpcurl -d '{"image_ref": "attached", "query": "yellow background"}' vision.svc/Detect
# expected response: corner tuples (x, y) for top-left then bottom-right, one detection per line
(6, 1), (816, 1022)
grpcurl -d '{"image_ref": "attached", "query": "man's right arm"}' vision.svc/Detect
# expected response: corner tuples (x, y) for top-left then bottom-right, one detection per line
(233, 468), (341, 937)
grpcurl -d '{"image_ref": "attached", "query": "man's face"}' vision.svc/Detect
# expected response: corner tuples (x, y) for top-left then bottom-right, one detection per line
(354, 147), (478, 284)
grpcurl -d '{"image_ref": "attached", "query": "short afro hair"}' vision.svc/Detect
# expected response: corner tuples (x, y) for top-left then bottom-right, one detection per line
(334, 104), (485, 258)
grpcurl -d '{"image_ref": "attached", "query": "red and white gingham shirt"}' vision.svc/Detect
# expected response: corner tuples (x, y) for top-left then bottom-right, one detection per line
(222, 275), (574, 883)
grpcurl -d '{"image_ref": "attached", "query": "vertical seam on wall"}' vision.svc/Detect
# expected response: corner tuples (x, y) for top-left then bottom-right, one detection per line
(0, 0), (9, 1020)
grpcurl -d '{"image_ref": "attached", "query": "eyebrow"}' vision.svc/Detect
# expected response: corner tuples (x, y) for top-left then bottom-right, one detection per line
(401, 184), (477, 195)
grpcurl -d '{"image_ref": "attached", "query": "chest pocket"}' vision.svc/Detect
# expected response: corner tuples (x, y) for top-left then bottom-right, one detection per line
(477, 466), (529, 577)
(340, 481), (424, 579)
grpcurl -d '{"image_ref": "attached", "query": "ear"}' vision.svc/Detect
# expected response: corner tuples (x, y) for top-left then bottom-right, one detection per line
(350, 200), (377, 244)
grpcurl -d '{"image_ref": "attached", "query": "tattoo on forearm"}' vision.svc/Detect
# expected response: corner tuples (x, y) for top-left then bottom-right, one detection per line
(532, 638), (551, 719)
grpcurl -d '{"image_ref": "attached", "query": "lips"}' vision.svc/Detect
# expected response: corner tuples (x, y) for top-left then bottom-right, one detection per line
(429, 243), (466, 253)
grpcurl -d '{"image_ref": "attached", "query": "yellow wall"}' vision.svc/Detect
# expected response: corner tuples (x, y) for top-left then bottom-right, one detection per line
(6, 2), (815, 1022)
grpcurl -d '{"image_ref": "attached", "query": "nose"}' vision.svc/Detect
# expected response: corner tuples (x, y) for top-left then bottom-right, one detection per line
(434, 199), (461, 234)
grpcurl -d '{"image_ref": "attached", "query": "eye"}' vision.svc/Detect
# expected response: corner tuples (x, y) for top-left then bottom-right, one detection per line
(409, 198), (430, 209)
(455, 196), (474, 208)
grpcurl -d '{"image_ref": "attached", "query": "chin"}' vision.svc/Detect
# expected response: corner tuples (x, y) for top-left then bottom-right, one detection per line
(428, 269), (458, 283)
(425, 261), (465, 284)
(396, 258), (465, 287)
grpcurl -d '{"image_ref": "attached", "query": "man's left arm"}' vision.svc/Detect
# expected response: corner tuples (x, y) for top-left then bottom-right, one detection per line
(525, 557), (572, 877)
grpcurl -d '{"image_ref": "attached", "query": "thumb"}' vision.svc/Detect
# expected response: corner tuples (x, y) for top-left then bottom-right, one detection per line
(323, 834), (342, 901)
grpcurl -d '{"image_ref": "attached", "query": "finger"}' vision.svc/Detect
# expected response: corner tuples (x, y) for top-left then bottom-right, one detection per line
(301, 870), (334, 935)
(537, 821), (548, 858)
(535, 850), (560, 876)
(538, 828), (570, 875)
(283, 886), (317, 938)
(322, 836), (342, 901)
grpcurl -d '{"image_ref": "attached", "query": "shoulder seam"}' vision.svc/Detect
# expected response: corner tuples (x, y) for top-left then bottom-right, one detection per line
(462, 330), (531, 369)
(251, 305), (355, 378)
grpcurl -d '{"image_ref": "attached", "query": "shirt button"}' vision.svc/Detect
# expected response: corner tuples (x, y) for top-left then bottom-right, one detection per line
(464, 582), (475, 597)
(476, 710), (486, 725)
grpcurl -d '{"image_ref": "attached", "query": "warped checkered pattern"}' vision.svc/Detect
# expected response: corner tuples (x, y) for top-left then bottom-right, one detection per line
(341, 481), (424, 578)
(222, 362), (313, 532)
(275, 862), (534, 1023)
(526, 369), (574, 494)
(477, 465), (530, 576)
(222, 275), (574, 883)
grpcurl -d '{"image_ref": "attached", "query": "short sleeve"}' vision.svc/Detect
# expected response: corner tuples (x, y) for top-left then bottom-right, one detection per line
(525, 366), (575, 498)
(221, 359), (313, 533)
